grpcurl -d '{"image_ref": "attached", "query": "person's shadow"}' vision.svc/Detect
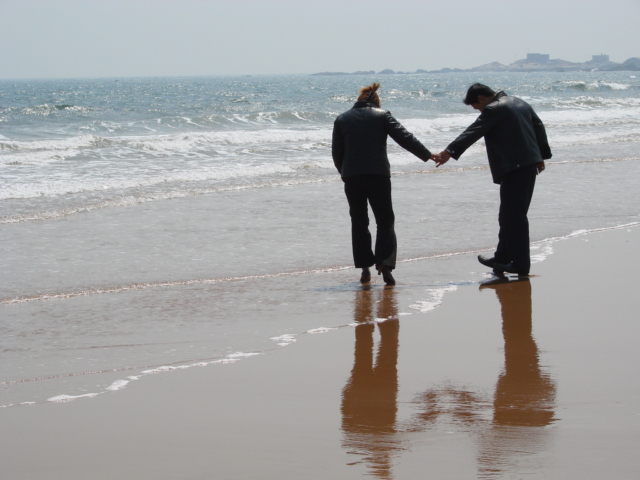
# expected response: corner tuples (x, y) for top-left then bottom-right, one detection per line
(341, 286), (400, 479)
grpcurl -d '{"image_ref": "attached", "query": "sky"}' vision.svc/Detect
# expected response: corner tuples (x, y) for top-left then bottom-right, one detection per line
(0, 0), (638, 79)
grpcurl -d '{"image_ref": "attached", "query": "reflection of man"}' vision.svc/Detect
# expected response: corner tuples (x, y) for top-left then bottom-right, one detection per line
(341, 287), (399, 479)
(437, 84), (552, 276)
(405, 279), (557, 478)
(477, 279), (556, 477)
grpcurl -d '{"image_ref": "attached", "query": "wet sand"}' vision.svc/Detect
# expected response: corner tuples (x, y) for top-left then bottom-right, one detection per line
(2, 225), (639, 479)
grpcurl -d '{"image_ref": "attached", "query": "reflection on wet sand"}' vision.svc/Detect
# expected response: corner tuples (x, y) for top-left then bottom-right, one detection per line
(341, 279), (556, 478)
(341, 286), (400, 479)
(476, 278), (557, 478)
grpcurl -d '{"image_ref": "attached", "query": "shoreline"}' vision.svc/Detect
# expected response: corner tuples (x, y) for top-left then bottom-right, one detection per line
(2, 224), (639, 479)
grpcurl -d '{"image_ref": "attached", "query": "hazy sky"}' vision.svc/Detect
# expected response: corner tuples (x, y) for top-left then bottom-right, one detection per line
(1, 0), (638, 79)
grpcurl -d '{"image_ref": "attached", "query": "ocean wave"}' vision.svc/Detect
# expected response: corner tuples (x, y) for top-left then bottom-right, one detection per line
(547, 95), (640, 110)
(0, 174), (338, 222)
(540, 104), (640, 127)
(0, 159), (334, 199)
(554, 80), (631, 92)
(0, 126), (332, 160)
(549, 128), (640, 147)
(2, 104), (92, 116)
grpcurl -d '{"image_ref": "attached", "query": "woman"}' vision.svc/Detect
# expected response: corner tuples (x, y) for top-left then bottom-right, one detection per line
(332, 83), (437, 285)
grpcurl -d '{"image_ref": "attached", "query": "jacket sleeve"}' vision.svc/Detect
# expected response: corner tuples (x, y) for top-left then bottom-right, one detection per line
(446, 106), (502, 159)
(532, 110), (552, 160)
(384, 112), (432, 161)
(331, 119), (344, 174)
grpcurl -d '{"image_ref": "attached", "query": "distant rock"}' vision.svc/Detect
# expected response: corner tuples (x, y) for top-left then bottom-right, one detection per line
(607, 57), (640, 71)
(625, 57), (640, 67)
(470, 62), (506, 71)
(310, 71), (350, 76)
(430, 67), (465, 73)
(311, 70), (375, 76)
(311, 55), (639, 75)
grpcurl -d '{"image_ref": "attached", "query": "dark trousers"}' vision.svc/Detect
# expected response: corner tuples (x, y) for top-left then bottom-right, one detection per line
(494, 164), (537, 275)
(344, 175), (397, 270)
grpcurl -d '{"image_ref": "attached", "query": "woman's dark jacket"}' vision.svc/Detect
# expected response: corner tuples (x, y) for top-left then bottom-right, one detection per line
(445, 92), (552, 184)
(332, 101), (432, 179)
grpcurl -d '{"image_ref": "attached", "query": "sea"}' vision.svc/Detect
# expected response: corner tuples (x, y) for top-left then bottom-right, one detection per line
(1, 71), (639, 407)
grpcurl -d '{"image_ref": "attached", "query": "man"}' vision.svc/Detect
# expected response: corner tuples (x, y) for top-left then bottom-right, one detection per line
(333, 82), (437, 285)
(437, 83), (551, 276)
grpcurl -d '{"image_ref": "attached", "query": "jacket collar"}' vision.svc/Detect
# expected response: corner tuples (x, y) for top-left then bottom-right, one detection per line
(353, 101), (377, 108)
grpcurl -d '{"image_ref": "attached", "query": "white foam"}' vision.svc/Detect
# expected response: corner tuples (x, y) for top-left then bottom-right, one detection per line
(409, 285), (458, 313)
(212, 358), (240, 364)
(271, 334), (297, 346)
(141, 365), (190, 374)
(530, 242), (555, 263)
(306, 327), (336, 334)
(529, 223), (640, 264)
(48, 393), (101, 403)
(227, 352), (261, 359)
(375, 317), (396, 323)
(0, 156), (333, 201)
(106, 379), (130, 391)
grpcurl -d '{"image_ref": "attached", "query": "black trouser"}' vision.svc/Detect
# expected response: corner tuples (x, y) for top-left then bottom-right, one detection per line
(494, 164), (537, 275)
(344, 175), (397, 270)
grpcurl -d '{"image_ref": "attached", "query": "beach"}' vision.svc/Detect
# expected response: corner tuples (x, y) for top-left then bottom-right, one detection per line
(2, 224), (639, 479)
(2, 72), (640, 479)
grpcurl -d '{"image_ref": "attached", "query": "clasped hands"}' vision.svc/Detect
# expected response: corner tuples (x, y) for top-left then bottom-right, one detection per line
(429, 150), (451, 167)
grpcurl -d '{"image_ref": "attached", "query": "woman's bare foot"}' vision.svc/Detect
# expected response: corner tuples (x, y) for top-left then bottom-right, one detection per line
(360, 267), (371, 284)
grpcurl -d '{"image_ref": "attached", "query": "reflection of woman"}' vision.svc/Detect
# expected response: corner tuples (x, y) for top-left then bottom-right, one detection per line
(341, 287), (399, 478)
(332, 83), (437, 285)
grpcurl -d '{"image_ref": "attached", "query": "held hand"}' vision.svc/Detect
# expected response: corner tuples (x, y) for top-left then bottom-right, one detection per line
(435, 150), (450, 167)
(429, 153), (441, 163)
(536, 161), (546, 174)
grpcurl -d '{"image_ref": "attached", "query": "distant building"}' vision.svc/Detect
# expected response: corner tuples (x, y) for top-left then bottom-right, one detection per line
(591, 54), (610, 63)
(526, 53), (549, 64)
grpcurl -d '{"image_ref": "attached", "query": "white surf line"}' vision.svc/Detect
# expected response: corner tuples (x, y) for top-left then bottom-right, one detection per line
(394, 165), (488, 176)
(409, 285), (459, 313)
(3, 223), (637, 306)
(393, 156), (639, 179)
(399, 248), (494, 264)
(1, 350), (268, 408)
(0, 265), (352, 305)
(529, 222), (640, 263)
(551, 156), (640, 165)
(42, 351), (265, 405)
(0, 175), (338, 225)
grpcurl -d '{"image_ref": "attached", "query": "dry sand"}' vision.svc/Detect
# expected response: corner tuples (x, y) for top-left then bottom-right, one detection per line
(2, 225), (639, 479)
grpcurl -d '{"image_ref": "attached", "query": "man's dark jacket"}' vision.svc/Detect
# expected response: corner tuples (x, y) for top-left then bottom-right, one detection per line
(446, 92), (552, 184)
(332, 101), (432, 179)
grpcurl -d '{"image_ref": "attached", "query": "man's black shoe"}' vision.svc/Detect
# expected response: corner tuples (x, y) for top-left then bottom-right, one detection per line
(478, 255), (498, 268)
(493, 261), (529, 277)
(478, 255), (506, 275)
